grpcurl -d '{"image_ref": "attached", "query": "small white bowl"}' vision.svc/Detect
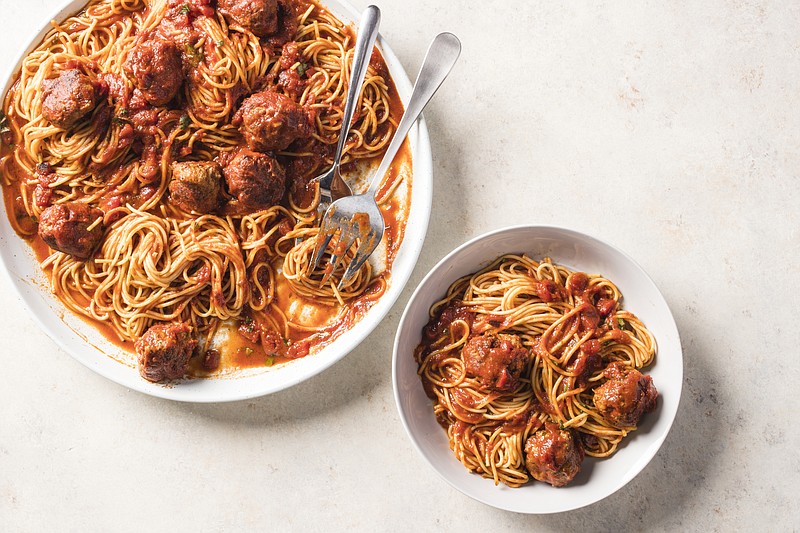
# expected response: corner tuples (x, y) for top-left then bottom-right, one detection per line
(392, 225), (683, 513)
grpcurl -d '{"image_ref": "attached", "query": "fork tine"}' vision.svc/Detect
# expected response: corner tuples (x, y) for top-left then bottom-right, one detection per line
(321, 222), (359, 285)
(310, 232), (334, 272)
(310, 216), (337, 271)
(338, 227), (379, 290)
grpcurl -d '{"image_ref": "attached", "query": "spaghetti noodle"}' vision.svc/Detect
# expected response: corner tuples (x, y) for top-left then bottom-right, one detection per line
(415, 255), (658, 487)
(0, 0), (411, 381)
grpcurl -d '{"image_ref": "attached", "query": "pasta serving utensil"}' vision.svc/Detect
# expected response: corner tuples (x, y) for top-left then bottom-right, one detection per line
(311, 32), (462, 289)
(311, 4), (381, 203)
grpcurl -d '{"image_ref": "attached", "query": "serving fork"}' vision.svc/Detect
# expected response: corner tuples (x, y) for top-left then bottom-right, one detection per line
(311, 32), (462, 288)
(312, 5), (381, 203)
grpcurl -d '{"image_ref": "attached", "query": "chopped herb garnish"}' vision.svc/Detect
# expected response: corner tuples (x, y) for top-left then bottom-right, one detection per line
(241, 316), (256, 333)
(617, 318), (635, 331)
(118, 108), (129, 117)
(283, 337), (290, 346)
(236, 346), (254, 357)
(179, 114), (191, 129)
(112, 116), (129, 127)
(216, 39), (224, 48)
(296, 62), (308, 77)
(617, 318), (634, 331)
(559, 422), (565, 430)
(264, 356), (275, 366)
(178, 4), (190, 15)
(184, 43), (204, 67)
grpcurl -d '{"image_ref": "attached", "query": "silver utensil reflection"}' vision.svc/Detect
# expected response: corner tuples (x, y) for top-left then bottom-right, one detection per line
(310, 4), (381, 203)
(311, 32), (462, 289)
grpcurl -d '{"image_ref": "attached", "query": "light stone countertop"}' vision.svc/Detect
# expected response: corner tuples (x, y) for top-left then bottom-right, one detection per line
(1, 0), (798, 531)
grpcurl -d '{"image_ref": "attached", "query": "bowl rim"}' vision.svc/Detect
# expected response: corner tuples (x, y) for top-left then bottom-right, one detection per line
(392, 224), (683, 513)
(0, 0), (433, 403)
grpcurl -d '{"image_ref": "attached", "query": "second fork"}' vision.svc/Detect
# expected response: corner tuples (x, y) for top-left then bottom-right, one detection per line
(311, 32), (463, 289)
(311, 5), (381, 204)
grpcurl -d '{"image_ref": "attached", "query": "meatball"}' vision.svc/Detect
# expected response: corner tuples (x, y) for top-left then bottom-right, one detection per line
(41, 69), (98, 129)
(169, 161), (222, 213)
(218, 0), (278, 36)
(266, 0), (300, 48)
(224, 149), (286, 209)
(462, 333), (528, 391)
(232, 91), (313, 152)
(38, 202), (105, 260)
(524, 424), (584, 487)
(134, 322), (198, 382)
(124, 36), (183, 106)
(593, 362), (658, 428)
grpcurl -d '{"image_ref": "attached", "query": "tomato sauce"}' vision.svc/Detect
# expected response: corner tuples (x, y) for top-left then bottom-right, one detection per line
(0, 0), (414, 382)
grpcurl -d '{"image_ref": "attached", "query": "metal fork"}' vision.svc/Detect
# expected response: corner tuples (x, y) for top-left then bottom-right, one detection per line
(311, 5), (381, 203)
(311, 32), (462, 289)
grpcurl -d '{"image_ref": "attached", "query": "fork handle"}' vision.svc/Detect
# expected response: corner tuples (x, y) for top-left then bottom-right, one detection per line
(367, 32), (462, 197)
(324, 5), (381, 189)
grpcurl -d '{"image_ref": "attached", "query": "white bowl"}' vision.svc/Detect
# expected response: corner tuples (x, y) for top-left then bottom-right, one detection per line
(392, 225), (683, 513)
(0, 0), (432, 402)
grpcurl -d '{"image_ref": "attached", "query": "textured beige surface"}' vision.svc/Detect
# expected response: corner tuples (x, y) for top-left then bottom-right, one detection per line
(1, 0), (798, 530)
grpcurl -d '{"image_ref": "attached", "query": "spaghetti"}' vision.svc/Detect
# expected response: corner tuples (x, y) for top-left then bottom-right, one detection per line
(415, 255), (658, 487)
(0, 0), (411, 381)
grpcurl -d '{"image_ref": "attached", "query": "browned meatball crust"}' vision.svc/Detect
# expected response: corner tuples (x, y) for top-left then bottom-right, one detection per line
(38, 202), (105, 260)
(224, 149), (286, 209)
(462, 333), (528, 391)
(41, 69), (98, 129)
(218, 0), (278, 37)
(524, 424), (584, 487)
(169, 161), (222, 213)
(134, 322), (198, 382)
(267, 0), (300, 48)
(124, 36), (183, 106)
(232, 90), (313, 152)
(593, 362), (658, 428)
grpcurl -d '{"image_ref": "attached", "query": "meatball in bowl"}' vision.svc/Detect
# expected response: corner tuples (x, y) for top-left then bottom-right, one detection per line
(392, 225), (683, 513)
